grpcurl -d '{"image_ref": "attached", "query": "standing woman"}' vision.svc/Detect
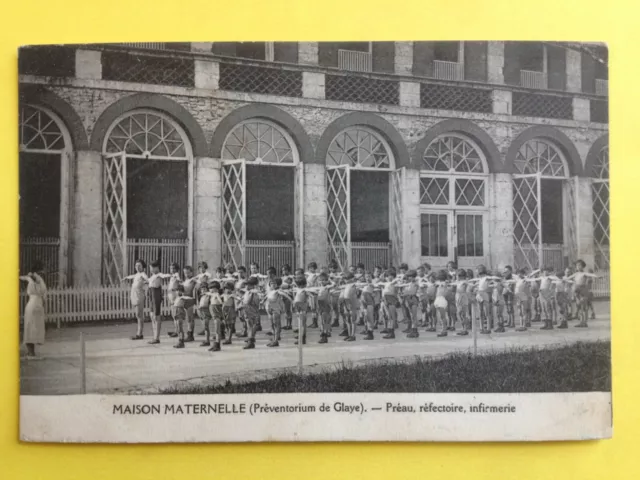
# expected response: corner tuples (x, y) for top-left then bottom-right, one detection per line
(122, 259), (149, 340)
(20, 261), (47, 359)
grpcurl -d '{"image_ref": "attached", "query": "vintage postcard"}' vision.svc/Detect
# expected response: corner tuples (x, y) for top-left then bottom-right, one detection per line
(18, 41), (611, 443)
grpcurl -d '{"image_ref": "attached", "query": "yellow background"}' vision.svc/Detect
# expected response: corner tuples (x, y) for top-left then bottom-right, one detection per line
(1, 0), (637, 478)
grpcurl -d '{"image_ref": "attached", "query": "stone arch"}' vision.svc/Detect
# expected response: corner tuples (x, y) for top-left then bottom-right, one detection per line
(411, 119), (505, 173)
(506, 125), (584, 176)
(584, 134), (609, 177)
(210, 104), (314, 162)
(90, 93), (208, 157)
(19, 85), (89, 151)
(315, 112), (411, 168)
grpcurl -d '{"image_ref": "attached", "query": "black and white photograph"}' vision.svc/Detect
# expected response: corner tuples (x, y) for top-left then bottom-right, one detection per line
(18, 41), (611, 442)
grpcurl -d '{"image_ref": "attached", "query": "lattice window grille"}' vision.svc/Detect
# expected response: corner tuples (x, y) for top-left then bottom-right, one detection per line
(103, 154), (126, 285)
(221, 163), (246, 268)
(422, 135), (486, 173)
(419, 83), (493, 113)
(514, 140), (568, 178)
(326, 128), (393, 169)
(219, 63), (303, 98)
(512, 92), (573, 120)
(105, 112), (189, 160)
(326, 167), (351, 270)
(325, 74), (399, 106)
(592, 146), (610, 269)
(420, 177), (449, 205)
(222, 121), (297, 165)
(20, 105), (65, 152)
(102, 52), (195, 87)
(512, 176), (540, 269)
(455, 178), (485, 206)
(592, 146), (609, 180)
(592, 181), (610, 268)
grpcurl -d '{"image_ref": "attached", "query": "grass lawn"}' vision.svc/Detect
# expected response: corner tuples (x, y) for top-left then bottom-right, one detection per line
(161, 340), (611, 394)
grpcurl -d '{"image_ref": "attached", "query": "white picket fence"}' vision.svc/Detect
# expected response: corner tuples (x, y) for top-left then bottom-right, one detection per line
(127, 238), (189, 271)
(19, 284), (176, 326)
(592, 270), (610, 299)
(20, 237), (60, 287)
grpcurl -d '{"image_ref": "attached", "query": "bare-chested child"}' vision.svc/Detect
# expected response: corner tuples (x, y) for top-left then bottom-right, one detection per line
(513, 269), (540, 331)
(264, 277), (287, 347)
(466, 269), (477, 332)
(416, 264), (430, 328)
(567, 260), (598, 328)
(311, 272), (336, 343)
(372, 265), (384, 328)
(490, 275), (506, 333)
(536, 267), (560, 330)
(355, 271), (377, 340)
(397, 270), (420, 338)
(424, 272), (438, 332)
(502, 266), (516, 328)
(280, 264), (294, 330)
(474, 265), (501, 334)
(452, 269), (470, 336)
(380, 268), (400, 339)
(433, 270), (451, 337)
(553, 271), (572, 329)
(166, 262), (182, 338)
(445, 262), (458, 330)
(292, 276), (311, 345)
(204, 280), (223, 351)
(338, 272), (360, 342)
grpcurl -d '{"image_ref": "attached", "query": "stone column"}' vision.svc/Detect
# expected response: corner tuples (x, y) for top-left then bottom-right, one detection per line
(303, 163), (327, 266)
(487, 41), (505, 84)
(193, 157), (222, 268)
(195, 59), (219, 90)
(566, 48), (582, 93)
(191, 42), (213, 53)
(75, 50), (102, 80)
(71, 151), (103, 285)
(302, 72), (325, 99)
(399, 82), (420, 108)
(394, 41), (413, 75)
(298, 42), (319, 65)
(489, 173), (515, 270)
(576, 176), (595, 267)
(401, 168), (421, 267)
(573, 97), (590, 122)
(492, 89), (512, 115)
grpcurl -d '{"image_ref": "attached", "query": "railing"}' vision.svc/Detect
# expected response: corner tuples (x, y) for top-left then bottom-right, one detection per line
(127, 238), (189, 272)
(595, 79), (608, 96)
(520, 70), (547, 89)
(352, 242), (392, 271)
(116, 43), (168, 50)
(338, 49), (372, 73)
(19, 284), (176, 326)
(592, 270), (610, 299)
(514, 243), (565, 271)
(433, 60), (464, 81)
(20, 237), (60, 287)
(246, 240), (296, 270)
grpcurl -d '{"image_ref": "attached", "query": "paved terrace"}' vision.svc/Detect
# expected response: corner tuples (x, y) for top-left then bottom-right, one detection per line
(20, 301), (610, 395)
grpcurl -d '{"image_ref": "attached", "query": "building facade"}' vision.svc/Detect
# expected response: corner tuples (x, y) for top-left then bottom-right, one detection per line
(18, 41), (609, 286)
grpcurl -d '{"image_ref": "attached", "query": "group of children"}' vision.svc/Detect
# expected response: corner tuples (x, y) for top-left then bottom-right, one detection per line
(121, 257), (600, 351)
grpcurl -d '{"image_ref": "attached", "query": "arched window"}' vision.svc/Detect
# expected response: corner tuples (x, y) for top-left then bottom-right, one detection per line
(514, 139), (569, 177)
(220, 120), (300, 269)
(419, 134), (488, 268)
(326, 127), (394, 169)
(325, 127), (395, 270)
(102, 110), (193, 284)
(512, 139), (572, 270)
(591, 145), (609, 269)
(222, 120), (298, 165)
(19, 104), (72, 286)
